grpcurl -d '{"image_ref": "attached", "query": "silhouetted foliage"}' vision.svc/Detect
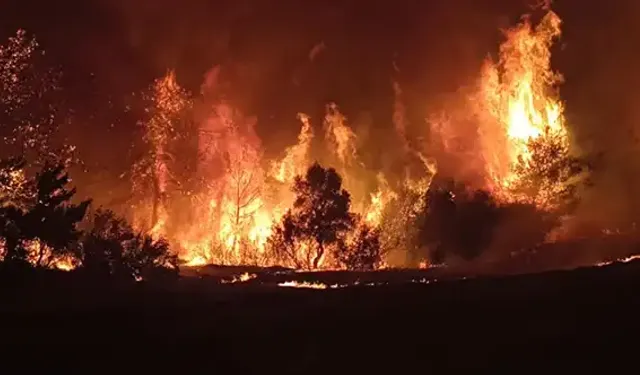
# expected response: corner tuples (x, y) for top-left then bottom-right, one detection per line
(26, 165), (90, 265)
(78, 209), (178, 281)
(0, 163), (90, 266)
(335, 220), (383, 270)
(0, 158), (31, 263)
(420, 178), (501, 263)
(268, 163), (354, 269)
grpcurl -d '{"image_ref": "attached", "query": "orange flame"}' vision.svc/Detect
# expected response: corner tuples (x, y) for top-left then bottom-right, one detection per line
(477, 9), (569, 199)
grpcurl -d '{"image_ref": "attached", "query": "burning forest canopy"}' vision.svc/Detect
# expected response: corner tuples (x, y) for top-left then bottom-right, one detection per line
(0, 1), (640, 277)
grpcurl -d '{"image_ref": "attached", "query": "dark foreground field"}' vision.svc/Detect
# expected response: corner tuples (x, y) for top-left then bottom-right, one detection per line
(1, 260), (639, 372)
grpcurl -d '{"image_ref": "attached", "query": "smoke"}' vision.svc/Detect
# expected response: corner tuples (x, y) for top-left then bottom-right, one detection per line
(551, 1), (640, 230)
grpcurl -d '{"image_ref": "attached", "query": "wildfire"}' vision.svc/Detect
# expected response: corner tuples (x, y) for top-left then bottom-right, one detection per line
(476, 9), (570, 204)
(108, 6), (574, 271)
(132, 76), (411, 269)
(1, 5), (623, 276)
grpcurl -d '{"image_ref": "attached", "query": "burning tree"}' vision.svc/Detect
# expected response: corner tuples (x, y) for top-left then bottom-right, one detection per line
(378, 183), (424, 266)
(0, 30), (76, 169)
(0, 157), (32, 210)
(509, 129), (589, 211)
(219, 133), (265, 261)
(132, 70), (191, 234)
(268, 163), (354, 269)
(472, 8), (591, 211)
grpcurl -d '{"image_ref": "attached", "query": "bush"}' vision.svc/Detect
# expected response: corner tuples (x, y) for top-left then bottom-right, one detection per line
(420, 178), (501, 263)
(78, 209), (178, 282)
(335, 221), (382, 271)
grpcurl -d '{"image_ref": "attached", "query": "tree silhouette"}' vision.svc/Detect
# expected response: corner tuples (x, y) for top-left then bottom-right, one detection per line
(268, 163), (354, 269)
(0, 205), (28, 264)
(23, 165), (91, 266)
(79, 209), (178, 281)
(0, 163), (90, 266)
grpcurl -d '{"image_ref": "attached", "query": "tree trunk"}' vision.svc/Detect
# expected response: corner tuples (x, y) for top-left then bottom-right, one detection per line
(312, 242), (324, 269)
(36, 241), (45, 267)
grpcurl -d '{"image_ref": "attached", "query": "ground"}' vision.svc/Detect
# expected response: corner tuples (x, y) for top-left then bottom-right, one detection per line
(1, 259), (639, 372)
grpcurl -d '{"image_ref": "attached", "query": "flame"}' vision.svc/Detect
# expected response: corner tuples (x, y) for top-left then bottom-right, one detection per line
(364, 173), (397, 226)
(270, 113), (313, 184)
(278, 280), (332, 289)
(221, 272), (258, 284)
(477, 9), (569, 201)
(596, 254), (640, 267)
(0, 238), (76, 270)
(173, 104), (310, 267)
(131, 82), (410, 269)
(324, 103), (358, 166)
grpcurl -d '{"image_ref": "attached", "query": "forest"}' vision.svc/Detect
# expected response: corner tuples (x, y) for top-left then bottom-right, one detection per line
(0, 4), (637, 286)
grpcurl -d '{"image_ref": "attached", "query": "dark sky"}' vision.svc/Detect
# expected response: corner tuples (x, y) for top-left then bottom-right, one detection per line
(2, 0), (640, 221)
